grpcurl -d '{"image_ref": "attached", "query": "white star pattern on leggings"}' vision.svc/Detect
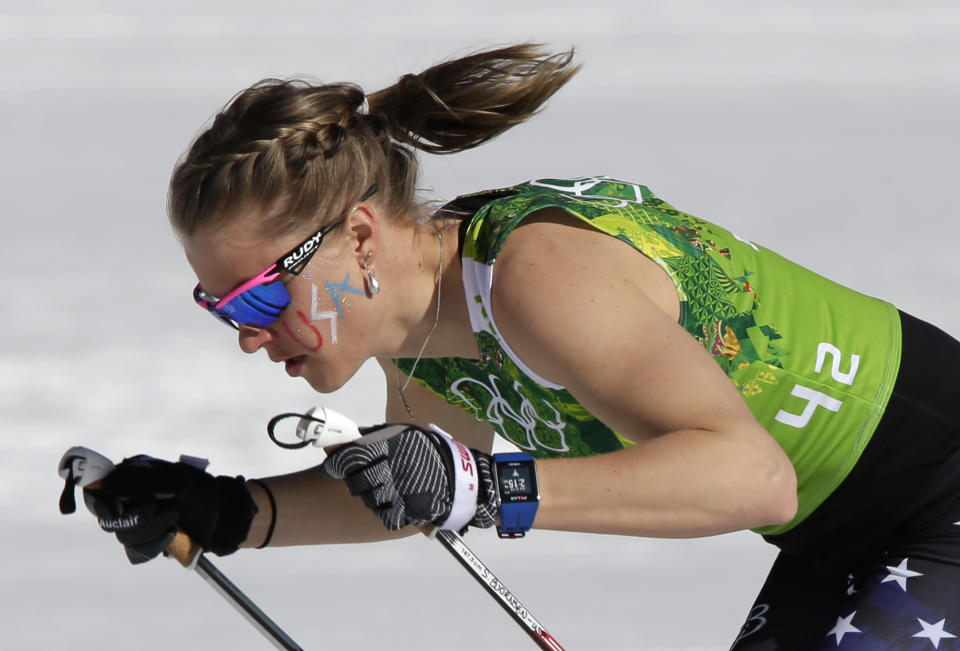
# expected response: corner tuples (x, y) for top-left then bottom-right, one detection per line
(913, 618), (957, 648)
(827, 612), (861, 645)
(881, 558), (923, 591)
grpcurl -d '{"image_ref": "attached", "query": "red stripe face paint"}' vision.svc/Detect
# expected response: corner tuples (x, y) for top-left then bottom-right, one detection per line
(282, 310), (323, 351)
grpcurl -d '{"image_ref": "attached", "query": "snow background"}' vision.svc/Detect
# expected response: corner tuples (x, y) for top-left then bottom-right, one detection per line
(3, 1), (960, 649)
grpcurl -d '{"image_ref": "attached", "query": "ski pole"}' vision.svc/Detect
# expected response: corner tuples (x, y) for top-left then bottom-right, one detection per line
(58, 446), (303, 651)
(165, 532), (303, 651)
(429, 527), (565, 651)
(268, 408), (567, 651)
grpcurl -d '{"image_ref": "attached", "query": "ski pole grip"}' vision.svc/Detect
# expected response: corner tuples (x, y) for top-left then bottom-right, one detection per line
(167, 530), (202, 568)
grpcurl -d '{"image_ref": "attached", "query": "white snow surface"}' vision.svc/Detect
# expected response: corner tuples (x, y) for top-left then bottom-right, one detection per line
(4, 1), (960, 649)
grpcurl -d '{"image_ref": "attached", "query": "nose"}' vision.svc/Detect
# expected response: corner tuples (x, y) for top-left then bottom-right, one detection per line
(238, 325), (273, 354)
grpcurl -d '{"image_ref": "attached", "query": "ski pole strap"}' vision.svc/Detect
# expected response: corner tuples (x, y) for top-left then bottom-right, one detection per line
(429, 424), (479, 533)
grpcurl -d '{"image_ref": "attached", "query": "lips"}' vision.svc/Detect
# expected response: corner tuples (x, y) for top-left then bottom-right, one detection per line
(284, 355), (307, 377)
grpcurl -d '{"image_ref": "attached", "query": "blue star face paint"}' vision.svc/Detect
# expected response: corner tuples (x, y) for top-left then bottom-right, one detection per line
(325, 273), (365, 318)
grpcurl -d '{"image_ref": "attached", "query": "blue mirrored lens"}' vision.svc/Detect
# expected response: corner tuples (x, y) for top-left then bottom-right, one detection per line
(217, 282), (292, 328)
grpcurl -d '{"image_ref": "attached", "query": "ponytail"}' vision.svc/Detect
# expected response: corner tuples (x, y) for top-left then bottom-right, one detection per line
(368, 44), (579, 154)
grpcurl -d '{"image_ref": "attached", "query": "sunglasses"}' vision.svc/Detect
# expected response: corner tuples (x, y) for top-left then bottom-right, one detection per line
(194, 185), (377, 330)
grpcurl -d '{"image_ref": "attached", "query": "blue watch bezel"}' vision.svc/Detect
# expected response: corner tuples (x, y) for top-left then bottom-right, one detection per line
(492, 452), (540, 539)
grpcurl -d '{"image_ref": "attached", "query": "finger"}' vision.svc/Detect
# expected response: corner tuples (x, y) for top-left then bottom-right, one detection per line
(342, 460), (392, 496)
(84, 488), (121, 523)
(403, 492), (448, 525)
(357, 480), (400, 511)
(102, 461), (185, 500)
(373, 497), (435, 531)
(114, 508), (179, 547)
(124, 529), (178, 565)
(374, 501), (408, 531)
(320, 441), (388, 480)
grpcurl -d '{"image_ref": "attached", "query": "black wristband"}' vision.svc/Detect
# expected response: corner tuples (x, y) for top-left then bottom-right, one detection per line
(248, 479), (278, 549)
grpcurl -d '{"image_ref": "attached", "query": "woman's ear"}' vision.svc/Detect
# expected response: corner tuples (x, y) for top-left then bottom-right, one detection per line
(345, 202), (385, 296)
(344, 202), (381, 261)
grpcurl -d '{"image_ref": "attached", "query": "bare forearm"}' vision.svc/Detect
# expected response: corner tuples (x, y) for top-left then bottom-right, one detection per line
(534, 428), (797, 538)
(242, 466), (413, 548)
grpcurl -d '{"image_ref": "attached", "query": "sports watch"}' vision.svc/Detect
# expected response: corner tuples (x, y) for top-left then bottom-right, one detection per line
(492, 452), (540, 538)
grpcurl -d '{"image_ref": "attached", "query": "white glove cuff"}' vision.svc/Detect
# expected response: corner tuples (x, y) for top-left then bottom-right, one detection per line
(429, 424), (479, 531)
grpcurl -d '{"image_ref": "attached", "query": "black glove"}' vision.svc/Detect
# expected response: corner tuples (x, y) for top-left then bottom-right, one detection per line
(83, 455), (257, 564)
(320, 424), (497, 532)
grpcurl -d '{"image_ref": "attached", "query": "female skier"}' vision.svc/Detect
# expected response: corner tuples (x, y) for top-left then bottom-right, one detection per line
(83, 44), (960, 649)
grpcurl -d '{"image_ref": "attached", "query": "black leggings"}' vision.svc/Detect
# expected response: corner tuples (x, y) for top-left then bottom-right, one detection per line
(732, 312), (960, 650)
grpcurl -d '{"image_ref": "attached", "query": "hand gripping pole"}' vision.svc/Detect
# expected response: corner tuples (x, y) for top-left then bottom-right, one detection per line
(269, 408), (567, 651)
(58, 446), (303, 651)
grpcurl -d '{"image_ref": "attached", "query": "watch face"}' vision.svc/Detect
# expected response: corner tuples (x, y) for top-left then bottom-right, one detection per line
(497, 460), (538, 502)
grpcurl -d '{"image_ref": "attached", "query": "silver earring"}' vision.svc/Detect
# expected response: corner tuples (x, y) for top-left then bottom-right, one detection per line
(361, 253), (381, 295)
(367, 267), (381, 294)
